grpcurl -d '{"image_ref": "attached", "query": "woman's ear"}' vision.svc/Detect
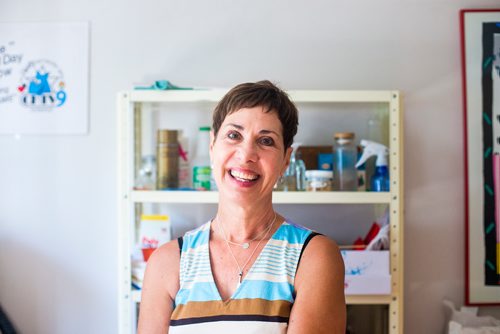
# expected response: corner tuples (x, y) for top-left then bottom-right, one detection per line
(281, 147), (293, 175)
(209, 130), (215, 162)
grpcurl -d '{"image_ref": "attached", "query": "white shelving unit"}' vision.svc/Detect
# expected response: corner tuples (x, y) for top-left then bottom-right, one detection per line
(117, 89), (404, 333)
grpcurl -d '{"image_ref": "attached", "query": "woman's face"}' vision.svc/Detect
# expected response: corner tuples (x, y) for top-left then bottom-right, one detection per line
(210, 106), (292, 204)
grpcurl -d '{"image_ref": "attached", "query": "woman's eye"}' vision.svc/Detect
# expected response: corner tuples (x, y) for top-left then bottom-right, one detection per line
(259, 137), (275, 146)
(227, 131), (241, 140)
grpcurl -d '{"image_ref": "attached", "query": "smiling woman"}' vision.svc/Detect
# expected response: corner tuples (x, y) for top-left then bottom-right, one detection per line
(137, 81), (346, 334)
(210, 106), (289, 204)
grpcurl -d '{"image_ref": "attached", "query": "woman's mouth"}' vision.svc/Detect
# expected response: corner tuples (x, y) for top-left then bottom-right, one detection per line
(229, 169), (260, 183)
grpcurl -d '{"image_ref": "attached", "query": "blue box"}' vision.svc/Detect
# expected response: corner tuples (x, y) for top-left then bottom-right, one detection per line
(318, 153), (333, 171)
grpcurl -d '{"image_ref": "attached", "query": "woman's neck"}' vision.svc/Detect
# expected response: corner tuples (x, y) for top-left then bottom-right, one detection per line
(215, 204), (277, 242)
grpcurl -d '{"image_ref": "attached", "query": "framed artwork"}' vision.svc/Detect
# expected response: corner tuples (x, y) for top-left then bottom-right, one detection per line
(461, 9), (500, 305)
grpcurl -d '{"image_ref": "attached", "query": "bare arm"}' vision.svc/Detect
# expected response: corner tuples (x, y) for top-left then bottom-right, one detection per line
(137, 239), (180, 334)
(287, 235), (346, 334)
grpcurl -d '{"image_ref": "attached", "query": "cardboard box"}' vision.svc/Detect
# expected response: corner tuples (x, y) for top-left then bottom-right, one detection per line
(139, 214), (171, 248)
(299, 146), (332, 170)
(342, 250), (390, 295)
(344, 275), (391, 295)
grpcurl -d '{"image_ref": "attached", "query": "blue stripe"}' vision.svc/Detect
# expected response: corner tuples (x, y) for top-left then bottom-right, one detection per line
(261, 252), (299, 262)
(255, 256), (296, 269)
(181, 271), (212, 279)
(181, 265), (212, 273)
(176, 282), (221, 305)
(181, 260), (210, 266)
(266, 244), (302, 252)
(235, 280), (295, 302)
(272, 223), (312, 243)
(251, 265), (296, 276)
(182, 224), (210, 250)
(183, 272), (212, 283)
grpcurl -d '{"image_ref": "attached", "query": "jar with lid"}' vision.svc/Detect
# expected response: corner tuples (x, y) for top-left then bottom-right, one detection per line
(305, 170), (333, 192)
(332, 132), (358, 191)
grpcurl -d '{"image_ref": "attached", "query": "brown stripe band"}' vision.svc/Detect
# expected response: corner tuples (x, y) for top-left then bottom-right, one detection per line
(171, 298), (292, 321)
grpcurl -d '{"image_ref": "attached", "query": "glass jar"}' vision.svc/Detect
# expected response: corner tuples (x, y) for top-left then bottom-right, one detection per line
(332, 132), (357, 191)
(134, 155), (157, 190)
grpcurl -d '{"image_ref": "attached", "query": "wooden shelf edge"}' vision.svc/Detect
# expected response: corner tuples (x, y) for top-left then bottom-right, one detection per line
(121, 90), (398, 104)
(130, 190), (391, 204)
(346, 295), (393, 305)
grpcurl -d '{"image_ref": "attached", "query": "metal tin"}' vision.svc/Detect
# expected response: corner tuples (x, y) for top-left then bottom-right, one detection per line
(156, 129), (179, 189)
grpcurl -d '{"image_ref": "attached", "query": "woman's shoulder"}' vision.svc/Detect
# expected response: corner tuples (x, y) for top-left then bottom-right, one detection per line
(144, 239), (181, 301)
(295, 234), (344, 281)
(147, 239), (181, 271)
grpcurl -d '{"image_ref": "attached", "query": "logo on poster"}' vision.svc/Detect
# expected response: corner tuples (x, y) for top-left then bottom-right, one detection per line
(18, 60), (66, 111)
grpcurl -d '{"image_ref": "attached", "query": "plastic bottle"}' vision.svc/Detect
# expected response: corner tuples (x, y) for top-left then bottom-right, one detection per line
(295, 149), (307, 191)
(177, 131), (191, 189)
(366, 113), (383, 190)
(355, 140), (390, 192)
(332, 132), (358, 191)
(192, 126), (212, 190)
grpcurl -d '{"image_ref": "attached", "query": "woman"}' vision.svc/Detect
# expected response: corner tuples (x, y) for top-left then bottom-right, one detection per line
(138, 81), (346, 333)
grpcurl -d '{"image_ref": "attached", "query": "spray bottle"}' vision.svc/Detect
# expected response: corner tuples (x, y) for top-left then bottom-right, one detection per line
(355, 140), (390, 192)
(293, 143), (306, 191)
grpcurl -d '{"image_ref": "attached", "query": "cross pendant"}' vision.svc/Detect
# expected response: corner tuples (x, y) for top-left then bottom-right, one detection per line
(238, 271), (243, 284)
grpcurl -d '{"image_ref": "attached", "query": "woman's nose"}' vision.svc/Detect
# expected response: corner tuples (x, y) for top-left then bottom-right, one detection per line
(236, 141), (258, 162)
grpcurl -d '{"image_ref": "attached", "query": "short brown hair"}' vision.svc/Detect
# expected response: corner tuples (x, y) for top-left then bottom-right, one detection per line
(212, 80), (298, 150)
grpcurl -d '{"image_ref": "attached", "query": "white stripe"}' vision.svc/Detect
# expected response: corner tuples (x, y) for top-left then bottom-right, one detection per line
(267, 239), (304, 249)
(245, 272), (294, 284)
(181, 276), (214, 288)
(170, 321), (287, 334)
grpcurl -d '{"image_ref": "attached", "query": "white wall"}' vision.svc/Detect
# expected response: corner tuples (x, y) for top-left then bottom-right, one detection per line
(1, 0), (499, 333)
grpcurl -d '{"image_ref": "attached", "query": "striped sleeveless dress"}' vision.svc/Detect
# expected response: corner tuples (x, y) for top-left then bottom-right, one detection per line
(169, 220), (317, 334)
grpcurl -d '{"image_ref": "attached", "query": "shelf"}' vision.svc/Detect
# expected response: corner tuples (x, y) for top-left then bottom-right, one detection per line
(130, 190), (392, 204)
(118, 89), (404, 334)
(345, 295), (393, 305)
(124, 90), (398, 104)
(131, 289), (391, 305)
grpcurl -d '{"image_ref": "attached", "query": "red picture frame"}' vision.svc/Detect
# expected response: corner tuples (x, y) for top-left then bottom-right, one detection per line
(461, 8), (500, 305)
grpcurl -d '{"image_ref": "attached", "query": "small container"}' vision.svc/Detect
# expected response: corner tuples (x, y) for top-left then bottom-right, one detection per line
(305, 170), (333, 192)
(142, 248), (156, 262)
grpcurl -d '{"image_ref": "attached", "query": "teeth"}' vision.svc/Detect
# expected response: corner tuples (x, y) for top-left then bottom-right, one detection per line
(230, 170), (259, 181)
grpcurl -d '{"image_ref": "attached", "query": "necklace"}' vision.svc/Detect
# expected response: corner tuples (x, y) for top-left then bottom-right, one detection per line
(218, 213), (276, 249)
(217, 213), (277, 286)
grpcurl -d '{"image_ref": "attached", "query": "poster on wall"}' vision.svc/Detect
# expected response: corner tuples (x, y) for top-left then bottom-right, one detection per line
(0, 21), (89, 135)
(461, 9), (500, 305)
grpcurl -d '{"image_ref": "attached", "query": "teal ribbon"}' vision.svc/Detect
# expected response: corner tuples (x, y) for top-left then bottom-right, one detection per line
(134, 80), (193, 90)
